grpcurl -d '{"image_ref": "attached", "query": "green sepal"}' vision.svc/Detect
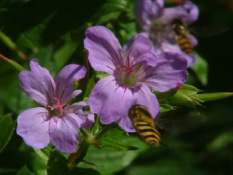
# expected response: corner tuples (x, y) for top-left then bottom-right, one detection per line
(196, 92), (233, 102)
(153, 88), (178, 99)
(166, 84), (203, 108)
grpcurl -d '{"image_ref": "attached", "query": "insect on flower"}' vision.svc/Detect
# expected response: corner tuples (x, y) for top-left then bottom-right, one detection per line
(172, 19), (193, 55)
(128, 105), (161, 146)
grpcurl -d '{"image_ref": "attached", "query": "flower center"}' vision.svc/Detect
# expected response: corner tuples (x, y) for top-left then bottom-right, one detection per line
(149, 21), (173, 43)
(116, 57), (139, 87)
(48, 97), (64, 117)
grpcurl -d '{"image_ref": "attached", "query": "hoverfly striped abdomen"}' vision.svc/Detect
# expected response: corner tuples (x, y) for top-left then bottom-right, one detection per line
(128, 105), (161, 146)
(172, 19), (193, 55)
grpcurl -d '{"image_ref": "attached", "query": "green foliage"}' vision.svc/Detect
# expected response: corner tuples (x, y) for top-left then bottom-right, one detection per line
(0, 114), (15, 153)
(0, 0), (233, 175)
(191, 52), (208, 86)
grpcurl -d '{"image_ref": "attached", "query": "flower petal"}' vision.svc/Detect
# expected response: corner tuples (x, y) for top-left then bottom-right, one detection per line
(125, 34), (157, 67)
(77, 112), (95, 128)
(49, 114), (81, 153)
(19, 59), (56, 106)
(160, 41), (195, 67)
(89, 76), (134, 124)
(64, 101), (88, 113)
(158, 1), (198, 25)
(16, 107), (50, 149)
(118, 84), (159, 132)
(139, 52), (188, 92)
(64, 102), (94, 128)
(134, 0), (164, 31)
(55, 64), (86, 104)
(180, 1), (199, 25)
(84, 26), (123, 74)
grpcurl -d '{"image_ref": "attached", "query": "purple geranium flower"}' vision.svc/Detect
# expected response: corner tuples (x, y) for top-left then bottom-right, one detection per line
(134, 0), (199, 66)
(84, 26), (187, 132)
(16, 59), (94, 153)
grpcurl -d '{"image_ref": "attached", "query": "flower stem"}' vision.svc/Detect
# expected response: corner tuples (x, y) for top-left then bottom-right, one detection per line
(95, 122), (117, 140)
(79, 128), (90, 138)
(68, 140), (90, 168)
(67, 123), (117, 167)
(0, 54), (25, 72)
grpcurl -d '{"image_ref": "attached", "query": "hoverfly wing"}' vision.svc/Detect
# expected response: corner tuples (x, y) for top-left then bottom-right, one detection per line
(189, 26), (229, 37)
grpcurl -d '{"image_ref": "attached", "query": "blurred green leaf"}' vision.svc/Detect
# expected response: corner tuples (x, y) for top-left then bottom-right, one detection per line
(99, 128), (138, 151)
(35, 148), (100, 175)
(191, 52), (208, 86)
(5, 76), (36, 113)
(84, 76), (96, 98)
(91, 115), (100, 135)
(54, 39), (79, 70)
(0, 113), (15, 153)
(207, 130), (233, 152)
(16, 165), (35, 175)
(80, 129), (148, 174)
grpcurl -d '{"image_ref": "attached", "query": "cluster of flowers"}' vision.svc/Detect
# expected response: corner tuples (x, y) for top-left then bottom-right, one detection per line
(17, 0), (199, 153)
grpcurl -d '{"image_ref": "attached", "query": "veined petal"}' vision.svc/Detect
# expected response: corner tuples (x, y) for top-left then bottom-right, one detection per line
(19, 59), (56, 106)
(16, 107), (50, 149)
(158, 1), (198, 25)
(160, 42), (195, 67)
(139, 52), (188, 92)
(89, 76), (134, 124)
(49, 114), (81, 153)
(84, 26), (123, 74)
(125, 34), (157, 67)
(119, 84), (160, 132)
(76, 111), (95, 128)
(180, 1), (199, 25)
(134, 0), (164, 31)
(55, 65), (86, 104)
(64, 101), (88, 114)
(64, 102), (94, 128)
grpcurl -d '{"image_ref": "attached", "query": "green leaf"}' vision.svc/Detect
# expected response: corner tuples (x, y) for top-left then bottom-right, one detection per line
(54, 38), (79, 70)
(80, 128), (148, 174)
(35, 148), (100, 175)
(84, 76), (96, 98)
(0, 113), (15, 153)
(5, 76), (36, 113)
(91, 115), (100, 135)
(191, 52), (208, 86)
(16, 165), (35, 175)
(99, 128), (138, 151)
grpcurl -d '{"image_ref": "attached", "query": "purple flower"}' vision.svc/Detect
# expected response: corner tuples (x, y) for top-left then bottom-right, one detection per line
(16, 59), (94, 153)
(134, 0), (199, 66)
(84, 26), (187, 132)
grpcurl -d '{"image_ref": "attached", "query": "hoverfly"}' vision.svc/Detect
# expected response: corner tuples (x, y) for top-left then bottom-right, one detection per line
(128, 105), (161, 146)
(172, 19), (193, 55)
(171, 18), (229, 55)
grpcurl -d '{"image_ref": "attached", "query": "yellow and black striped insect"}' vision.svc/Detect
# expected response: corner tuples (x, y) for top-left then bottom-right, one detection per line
(172, 19), (193, 55)
(128, 105), (161, 146)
